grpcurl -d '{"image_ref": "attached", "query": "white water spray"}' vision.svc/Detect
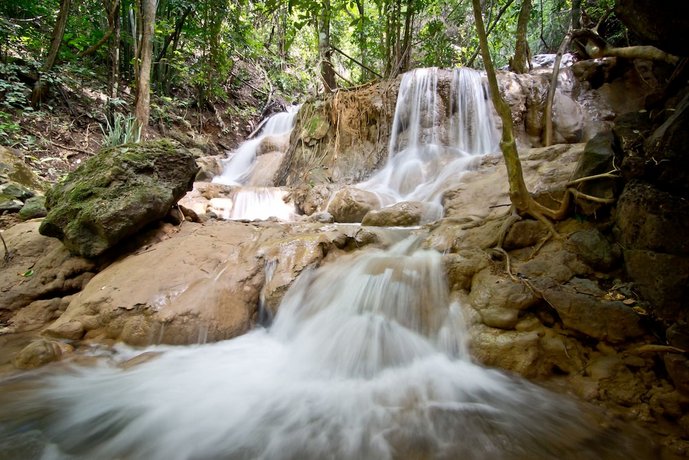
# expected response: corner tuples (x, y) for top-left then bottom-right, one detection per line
(359, 68), (499, 218)
(211, 106), (299, 220)
(0, 239), (643, 459)
(213, 106), (299, 187)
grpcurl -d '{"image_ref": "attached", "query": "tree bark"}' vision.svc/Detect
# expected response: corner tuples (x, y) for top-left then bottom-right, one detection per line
(108, 0), (121, 99)
(510, 0), (531, 73)
(543, 29), (571, 146)
(134, 0), (156, 137)
(471, 0), (567, 223)
(571, 0), (581, 29)
(31, 0), (72, 106)
(471, 0), (531, 213)
(317, 0), (336, 91)
(43, 0), (72, 71)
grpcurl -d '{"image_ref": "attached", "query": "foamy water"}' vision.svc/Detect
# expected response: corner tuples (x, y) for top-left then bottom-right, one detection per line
(0, 239), (645, 459)
(359, 68), (499, 219)
(213, 107), (299, 187)
(210, 106), (299, 220)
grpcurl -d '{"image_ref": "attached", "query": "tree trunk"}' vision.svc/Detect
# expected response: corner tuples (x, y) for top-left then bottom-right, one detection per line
(571, 0), (581, 29)
(43, 0), (72, 71)
(471, 0), (573, 226)
(108, 0), (121, 101)
(400, 0), (414, 73)
(31, 0), (72, 106)
(355, 0), (367, 80)
(543, 29), (571, 146)
(134, 0), (156, 137)
(318, 0), (336, 91)
(510, 0), (531, 73)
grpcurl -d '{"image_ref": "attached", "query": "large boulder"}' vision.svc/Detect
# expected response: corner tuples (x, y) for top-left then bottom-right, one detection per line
(0, 146), (45, 193)
(43, 221), (350, 346)
(0, 146), (46, 219)
(326, 187), (381, 223)
(642, 92), (689, 197)
(615, 0), (689, 56)
(569, 131), (619, 215)
(542, 279), (645, 343)
(39, 140), (198, 257)
(361, 201), (432, 227)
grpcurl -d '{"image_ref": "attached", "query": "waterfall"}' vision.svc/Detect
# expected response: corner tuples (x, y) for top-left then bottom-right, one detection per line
(359, 68), (499, 218)
(210, 106), (299, 220)
(0, 238), (639, 459)
(213, 106), (299, 186)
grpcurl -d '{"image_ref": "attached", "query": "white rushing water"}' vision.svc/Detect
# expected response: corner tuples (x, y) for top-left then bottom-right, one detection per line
(210, 106), (299, 221)
(0, 70), (644, 459)
(0, 239), (638, 460)
(213, 106), (299, 187)
(359, 68), (499, 219)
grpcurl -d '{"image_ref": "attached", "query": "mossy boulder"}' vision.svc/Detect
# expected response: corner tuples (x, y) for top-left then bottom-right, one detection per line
(39, 140), (198, 257)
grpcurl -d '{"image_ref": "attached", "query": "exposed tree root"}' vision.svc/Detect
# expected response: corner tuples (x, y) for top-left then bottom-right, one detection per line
(1, 232), (9, 265)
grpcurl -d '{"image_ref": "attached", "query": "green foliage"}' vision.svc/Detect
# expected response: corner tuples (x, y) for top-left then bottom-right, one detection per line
(100, 113), (142, 147)
(0, 110), (20, 143)
(0, 63), (31, 110)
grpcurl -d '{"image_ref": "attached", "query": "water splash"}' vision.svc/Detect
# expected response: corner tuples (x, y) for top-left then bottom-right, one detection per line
(228, 188), (296, 221)
(0, 239), (647, 459)
(360, 68), (499, 217)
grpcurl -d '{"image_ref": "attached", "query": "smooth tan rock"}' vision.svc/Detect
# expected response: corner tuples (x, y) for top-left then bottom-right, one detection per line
(0, 222), (96, 332)
(469, 268), (539, 330)
(362, 201), (431, 227)
(13, 339), (71, 369)
(326, 187), (381, 223)
(443, 249), (490, 292)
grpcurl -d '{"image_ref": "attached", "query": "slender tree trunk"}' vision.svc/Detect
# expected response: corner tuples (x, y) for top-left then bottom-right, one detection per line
(31, 0), (72, 106)
(571, 0), (581, 29)
(134, 0), (156, 137)
(108, 0), (121, 100)
(400, 0), (413, 72)
(471, 0), (531, 214)
(318, 0), (336, 91)
(43, 0), (72, 71)
(355, 0), (367, 80)
(510, 0), (531, 73)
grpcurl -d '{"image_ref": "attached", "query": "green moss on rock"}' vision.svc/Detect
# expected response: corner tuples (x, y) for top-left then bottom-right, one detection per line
(39, 139), (199, 257)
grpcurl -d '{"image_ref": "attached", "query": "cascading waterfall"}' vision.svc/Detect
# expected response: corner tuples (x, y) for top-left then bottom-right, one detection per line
(0, 69), (648, 459)
(0, 238), (644, 459)
(213, 106), (298, 186)
(359, 68), (499, 219)
(211, 106), (299, 220)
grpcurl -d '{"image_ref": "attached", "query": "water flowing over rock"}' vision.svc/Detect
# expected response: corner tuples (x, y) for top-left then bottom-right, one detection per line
(359, 68), (499, 215)
(38, 140), (198, 257)
(2, 60), (687, 455)
(203, 107), (299, 220)
(43, 220), (349, 345)
(213, 105), (298, 187)
(0, 238), (655, 459)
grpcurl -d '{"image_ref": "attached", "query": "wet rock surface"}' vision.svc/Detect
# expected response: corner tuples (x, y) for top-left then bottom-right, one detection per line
(1, 61), (689, 456)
